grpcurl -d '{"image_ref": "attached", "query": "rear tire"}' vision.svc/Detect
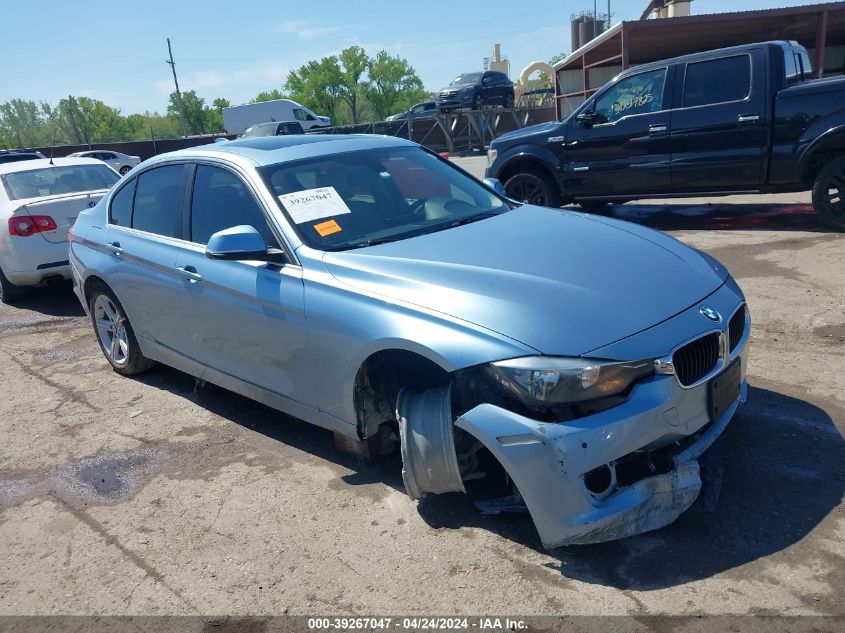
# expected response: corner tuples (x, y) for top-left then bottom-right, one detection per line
(812, 155), (845, 230)
(472, 93), (484, 110)
(89, 283), (156, 375)
(504, 93), (514, 108)
(503, 169), (562, 207)
(119, 165), (131, 176)
(0, 266), (28, 304)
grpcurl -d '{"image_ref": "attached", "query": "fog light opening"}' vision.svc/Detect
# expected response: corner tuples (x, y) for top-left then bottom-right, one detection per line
(584, 462), (618, 500)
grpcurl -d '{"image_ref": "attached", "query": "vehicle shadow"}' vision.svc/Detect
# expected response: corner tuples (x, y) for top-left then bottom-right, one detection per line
(129, 365), (408, 494)
(127, 365), (844, 590)
(417, 386), (845, 590)
(588, 202), (831, 232)
(5, 283), (85, 318)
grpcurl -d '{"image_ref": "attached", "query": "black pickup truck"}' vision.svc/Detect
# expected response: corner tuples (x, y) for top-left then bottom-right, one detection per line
(485, 41), (845, 229)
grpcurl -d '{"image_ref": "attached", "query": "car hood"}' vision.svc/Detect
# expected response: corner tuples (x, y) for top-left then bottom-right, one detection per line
(493, 121), (562, 146)
(322, 206), (727, 357)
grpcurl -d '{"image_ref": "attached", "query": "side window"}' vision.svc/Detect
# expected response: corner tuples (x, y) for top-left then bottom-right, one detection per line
(132, 165), (184, 238)
(594, 68), (667, 123)
(293, 109), (307, 121)
(190, 165), (278, 247)
(684, 55), (750, 107)
(109, 178), (136, 227)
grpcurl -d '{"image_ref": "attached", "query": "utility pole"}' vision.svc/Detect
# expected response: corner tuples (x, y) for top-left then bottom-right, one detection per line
(166, 38), (188, 138)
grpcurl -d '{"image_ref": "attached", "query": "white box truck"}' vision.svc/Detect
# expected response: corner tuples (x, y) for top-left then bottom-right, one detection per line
(222, 99), (331, 135)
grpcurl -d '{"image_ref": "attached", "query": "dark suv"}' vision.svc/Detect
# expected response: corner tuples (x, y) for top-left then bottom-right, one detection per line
(436, 71), (514, 111)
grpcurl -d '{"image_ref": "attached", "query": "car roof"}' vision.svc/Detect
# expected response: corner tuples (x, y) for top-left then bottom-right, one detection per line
(0, 157), (105, 175)
(166, 134), (418, 167)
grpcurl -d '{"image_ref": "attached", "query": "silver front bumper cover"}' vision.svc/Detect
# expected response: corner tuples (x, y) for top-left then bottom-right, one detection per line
(454, 345), (748, 548)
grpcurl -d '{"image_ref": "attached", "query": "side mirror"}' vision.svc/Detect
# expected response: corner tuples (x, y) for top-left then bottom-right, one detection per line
(482, 177), (506, 197)
(206, 225), (270, 261)
(576, 110), (600, 128)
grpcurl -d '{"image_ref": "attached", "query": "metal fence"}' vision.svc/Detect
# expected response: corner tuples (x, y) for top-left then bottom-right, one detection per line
(21, 106), (557, 159)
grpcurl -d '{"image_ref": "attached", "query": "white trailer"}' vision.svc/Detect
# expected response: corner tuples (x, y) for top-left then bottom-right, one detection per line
(222, 99), (331, 135)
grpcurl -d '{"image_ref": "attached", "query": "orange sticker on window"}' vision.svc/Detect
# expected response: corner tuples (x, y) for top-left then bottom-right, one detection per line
(314, 219), (342, 237)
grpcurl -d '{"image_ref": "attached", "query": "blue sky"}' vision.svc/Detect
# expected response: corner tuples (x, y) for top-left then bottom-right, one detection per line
(0, 0), (826, 114)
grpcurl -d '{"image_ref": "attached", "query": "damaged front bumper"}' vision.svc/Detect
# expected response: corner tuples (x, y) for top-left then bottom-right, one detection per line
(399, 338), (749, 548)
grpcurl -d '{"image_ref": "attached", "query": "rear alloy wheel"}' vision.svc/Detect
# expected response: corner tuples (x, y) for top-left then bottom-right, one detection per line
(504, 93), (514, 108)
(119, 165), (131, 176)
(0, 266), (28, 304)
(504, 170), (562, 207)
(812, 156), (845, 230)
(472, 94), (484, 110)
(89, 284), (155, 375)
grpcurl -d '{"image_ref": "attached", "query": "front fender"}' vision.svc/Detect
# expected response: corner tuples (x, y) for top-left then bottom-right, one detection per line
(301, 265), (536, 425)
(488, 143), (563, 181)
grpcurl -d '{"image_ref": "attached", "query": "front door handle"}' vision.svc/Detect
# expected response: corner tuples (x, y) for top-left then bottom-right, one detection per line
(649, 123), (668, 136)
(177, 266), (202, 283)
(106, 241), (122, 257)
(738, 114), (760, 125)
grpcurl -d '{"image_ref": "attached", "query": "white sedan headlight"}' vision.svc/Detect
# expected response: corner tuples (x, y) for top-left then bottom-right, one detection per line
(484, 356), (653, 406)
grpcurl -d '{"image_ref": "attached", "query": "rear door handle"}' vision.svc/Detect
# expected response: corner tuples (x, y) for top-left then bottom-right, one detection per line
(738, 114), (760, 124)
(177, 266), (202, 283)
(106, 241), (122, 257)
(648, 123), (668, 136)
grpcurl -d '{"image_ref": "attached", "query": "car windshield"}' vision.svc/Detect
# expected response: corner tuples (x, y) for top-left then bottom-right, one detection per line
(259, 146), (510, 251)
(1, 164), (119, 200)
(450, 72), (482, 85)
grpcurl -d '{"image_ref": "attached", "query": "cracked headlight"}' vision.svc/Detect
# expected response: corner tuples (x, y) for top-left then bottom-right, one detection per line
(484, 357), (653, 406)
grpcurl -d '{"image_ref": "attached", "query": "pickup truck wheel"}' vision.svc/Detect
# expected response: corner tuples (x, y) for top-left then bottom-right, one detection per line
(89, 284), (156, 375)
(0, 266), (28, 304)
(504, 170), (562, 207)
(812, 156), (845, 230)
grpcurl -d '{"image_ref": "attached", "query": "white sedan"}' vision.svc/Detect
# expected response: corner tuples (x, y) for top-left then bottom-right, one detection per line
(68, 150), (141, 175)
(0, 157), (120, 303)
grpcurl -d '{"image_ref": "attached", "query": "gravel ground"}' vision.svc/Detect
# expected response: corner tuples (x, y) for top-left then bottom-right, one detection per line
(0, 164), (842, 617)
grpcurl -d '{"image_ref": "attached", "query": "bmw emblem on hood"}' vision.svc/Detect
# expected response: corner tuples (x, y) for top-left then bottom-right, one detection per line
(700, 306), (721, 322)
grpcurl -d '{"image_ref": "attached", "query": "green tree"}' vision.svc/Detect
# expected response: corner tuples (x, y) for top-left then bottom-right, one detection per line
(338, 46), (368, 124)
(285, 56), (344, 122)
(252, 89), (285, 103)
(204, 97), (230, 133)
(549, 52), (568, 65)
(363, 51), (425, 121)
(167, 89), (207, 135)
(55, 96), (127, 145)
(0, 99), (52, 148)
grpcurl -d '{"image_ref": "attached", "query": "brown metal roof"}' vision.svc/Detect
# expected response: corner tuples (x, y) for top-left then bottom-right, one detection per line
(555, 1), (845, 71)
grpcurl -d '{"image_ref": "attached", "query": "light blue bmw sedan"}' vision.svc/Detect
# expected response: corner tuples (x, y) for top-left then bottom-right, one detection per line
(69, 135), (749, 548)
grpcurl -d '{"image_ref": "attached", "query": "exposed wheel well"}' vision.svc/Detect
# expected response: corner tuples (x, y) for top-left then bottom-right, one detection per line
(353, 349), (451, 439)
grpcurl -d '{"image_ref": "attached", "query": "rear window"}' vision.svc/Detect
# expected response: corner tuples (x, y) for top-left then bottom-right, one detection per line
(131, 165), (185, 238)
(684, 55), (751, 107)
(0, 164), (119, 201)
(0, 153), (41, 164)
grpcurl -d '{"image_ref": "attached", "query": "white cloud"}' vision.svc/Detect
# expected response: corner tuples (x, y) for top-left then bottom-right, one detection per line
(274, 20), (342, 40)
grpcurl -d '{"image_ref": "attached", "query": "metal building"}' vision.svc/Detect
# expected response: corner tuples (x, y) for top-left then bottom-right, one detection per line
(554, 1), (845, 118)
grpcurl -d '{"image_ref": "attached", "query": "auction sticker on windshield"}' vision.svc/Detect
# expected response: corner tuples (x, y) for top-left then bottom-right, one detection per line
(279, 186), (352, 223)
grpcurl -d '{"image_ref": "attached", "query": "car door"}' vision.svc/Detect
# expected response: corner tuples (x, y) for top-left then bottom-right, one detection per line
(172, 162), (310, 402)
(481, 72), (497, 104)
(563, 65), (674, 197)
(100, 152), (119, 170)
(670, 51), (767, 190)
(103, 163), (190, 351)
